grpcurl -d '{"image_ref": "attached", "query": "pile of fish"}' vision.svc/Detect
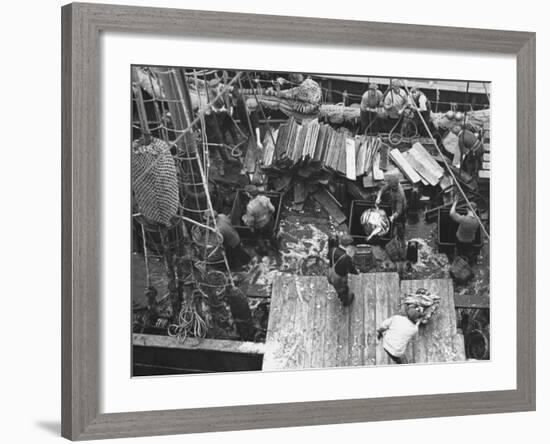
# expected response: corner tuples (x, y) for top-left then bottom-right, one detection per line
(400, 288), (441, 324)
(360, 208), (390, 238)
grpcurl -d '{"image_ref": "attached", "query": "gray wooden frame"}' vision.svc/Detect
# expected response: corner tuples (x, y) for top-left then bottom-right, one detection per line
(61, 2), (536, 440)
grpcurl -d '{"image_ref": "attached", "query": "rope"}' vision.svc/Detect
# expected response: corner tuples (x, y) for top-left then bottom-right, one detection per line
(237, 76), (257, 145)
(245, 71), (277, 149)
(167, 290), (208, 341)
(141, 223), (151, 287)
(132, 72), (243, 186)
(402, 84), (490, 240)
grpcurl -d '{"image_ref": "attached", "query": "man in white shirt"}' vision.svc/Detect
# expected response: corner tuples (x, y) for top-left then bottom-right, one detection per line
(382, 79), (408, 119)
(377, 307), (422, 364)
(360, 83), (384, 134)
(409, 87), (433, 136)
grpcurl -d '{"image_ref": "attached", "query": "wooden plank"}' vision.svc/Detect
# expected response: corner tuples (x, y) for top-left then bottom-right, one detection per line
(312, 189), (347, 225)
(133, 334), (265, 355)
(400, 279), (427, 364)
(345, 137), (356, 179)
(482, 161), (490, 170)
(348, 274), (365, 366)
(372, 150), (384, 181)
(309, 277), (328, 369)
(323, 280), (340, 368)
(403, 150), (439, 186)
(337, 134), (348, 174)
(301, 122), (312, 161)
(313, 124), (326, 162)
(483, 152), (490, 162)
(363, 173), (376, 188)
(334, 291), (350, 367)
(375, 272), (401, 365)
(403, 150), (429, 185)
(263, 274), (299, 370)
(363, 274), (377, 366)
(389, 149), (422, 184)
(410, 142), (445, 178)
(274, 122), (289, 160)
(452, 333), (466, 361)
(478, 170), (490, 179)
(309, 122), (320, 158)
(290, 278), (312, 369)
(356, 138), (366, 176)
(378, 141), (389, 170)
(244, 137), (259, 173)
(284, 119), (298, 160)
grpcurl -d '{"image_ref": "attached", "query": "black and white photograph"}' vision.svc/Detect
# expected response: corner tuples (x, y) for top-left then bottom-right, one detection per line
(131, 66), (490, 375)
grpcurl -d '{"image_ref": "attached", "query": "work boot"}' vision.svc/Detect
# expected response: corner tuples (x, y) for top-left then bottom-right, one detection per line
(342, 292), (355, 307)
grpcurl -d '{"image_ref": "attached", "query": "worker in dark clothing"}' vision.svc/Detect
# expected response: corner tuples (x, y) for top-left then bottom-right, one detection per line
(230, 86), (263, 151)
(209, 77), (241, 146)
(213, 211), (251, 269)
(451, 125), (484, 177)
(450, 197), (480, 265)
(327, 234), (358, 307)
(360, 83), (384, 134)
(375, 174), (407, 240)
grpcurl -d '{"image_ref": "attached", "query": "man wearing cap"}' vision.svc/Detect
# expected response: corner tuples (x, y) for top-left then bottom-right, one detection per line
(409, 87), (433, 136)
(360, 83), (384, 134)
(242, 185), (276, 254)
(450, 125), (483, 177)
(375, 175), (407, 240)
(382, 79), (408, 120)
(450, 197), (480, 265)
(327, 234), (358, 307)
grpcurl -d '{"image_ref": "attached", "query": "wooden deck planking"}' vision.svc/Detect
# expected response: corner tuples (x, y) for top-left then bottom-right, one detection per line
(400, 278), (464, 364)
(348, 275), (365, 367)
(363, 274), (377, 366)
(291, 278), (313, 369)
(335, 294), (351, 367)
(264, 274), (464, 371)
(323, 288), (340, 368)
(374, 273), (401, 365)
(307, 278), (326, 369)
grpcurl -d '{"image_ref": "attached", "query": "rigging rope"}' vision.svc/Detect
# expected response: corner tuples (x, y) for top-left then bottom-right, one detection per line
(403, 84), (490, 240)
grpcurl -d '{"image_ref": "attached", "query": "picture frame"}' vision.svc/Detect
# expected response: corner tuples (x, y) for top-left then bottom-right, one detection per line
(61, 2), (536, 440)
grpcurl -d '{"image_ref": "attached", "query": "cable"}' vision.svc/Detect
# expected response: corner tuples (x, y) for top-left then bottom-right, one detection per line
(402, 84), (490, 240)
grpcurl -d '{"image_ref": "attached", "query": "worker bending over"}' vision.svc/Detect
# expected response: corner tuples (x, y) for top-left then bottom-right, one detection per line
(375, 174), (407, 240)
(213, 211), (251, 269)
(377, 306), (422, 364)
(327, 234), (358, 307)
(450, 197), (480, 265)
(242, 185), (276, 254)
(450, 125), (483, 177)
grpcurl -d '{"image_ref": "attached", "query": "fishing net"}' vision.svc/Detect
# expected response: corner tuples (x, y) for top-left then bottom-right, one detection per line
(132, 137), (179, 226)
(400, 288), (441, 325)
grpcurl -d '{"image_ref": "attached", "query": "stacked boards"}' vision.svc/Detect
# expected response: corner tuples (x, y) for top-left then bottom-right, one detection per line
(264, 118), (448, 190)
